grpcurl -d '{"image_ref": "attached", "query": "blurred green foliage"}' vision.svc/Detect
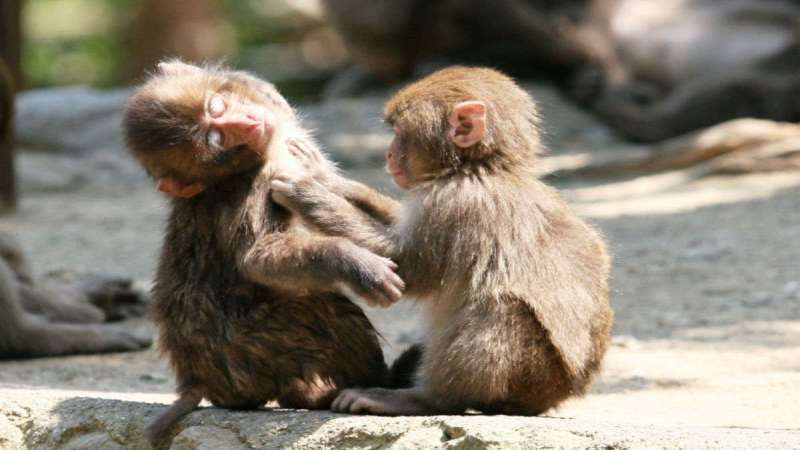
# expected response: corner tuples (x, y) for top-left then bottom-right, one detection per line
(24, 0), (134, 88)
(23, 0), (332, 97)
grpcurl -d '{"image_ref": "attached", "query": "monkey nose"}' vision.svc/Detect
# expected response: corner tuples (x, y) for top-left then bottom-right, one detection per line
(226, 117), (263, 137)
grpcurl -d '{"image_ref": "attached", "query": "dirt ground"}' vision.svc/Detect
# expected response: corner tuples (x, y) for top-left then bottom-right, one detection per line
(1, 85), (798, 441)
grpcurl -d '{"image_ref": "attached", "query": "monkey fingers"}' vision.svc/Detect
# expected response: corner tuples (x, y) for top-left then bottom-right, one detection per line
(336, 251), (404, 308)
(331, 387), (427, 415)
(268, 177), (298, 210)
(269, 174), (329, 210)
(287, 141), (325, 172)
(333, 240), (402, 307)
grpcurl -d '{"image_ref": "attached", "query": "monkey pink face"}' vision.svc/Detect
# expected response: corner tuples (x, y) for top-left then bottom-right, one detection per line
(203, 91), (275, 157)
(386, 125), (451, 189)
(385, 101), (487, 189)
(386, 127), (416, 189)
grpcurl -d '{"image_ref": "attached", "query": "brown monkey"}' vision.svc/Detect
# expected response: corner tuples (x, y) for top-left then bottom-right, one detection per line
(122, 60), (406, 445)
(0, 234), (151, 358)
(322, 0), (620, 80)
(325, 0), (800, 142)
(0, 59), (150, 359)
(272, 66), (613, 415)
(587, 0), (800, 141)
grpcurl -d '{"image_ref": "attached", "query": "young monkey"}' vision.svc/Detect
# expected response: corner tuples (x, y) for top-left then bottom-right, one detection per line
(122, 61), (406, 445)
(272, 66), (613, 416)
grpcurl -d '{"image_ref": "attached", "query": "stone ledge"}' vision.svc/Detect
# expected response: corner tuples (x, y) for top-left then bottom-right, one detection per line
(1, 388), (798, 449)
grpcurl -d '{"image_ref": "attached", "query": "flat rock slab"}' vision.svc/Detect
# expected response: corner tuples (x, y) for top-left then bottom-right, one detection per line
(1, 388), (798, 450)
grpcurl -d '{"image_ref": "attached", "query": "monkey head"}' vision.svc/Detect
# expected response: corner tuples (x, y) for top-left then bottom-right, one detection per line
(123, 60), (292, 198)
(383, 67), (542, 189)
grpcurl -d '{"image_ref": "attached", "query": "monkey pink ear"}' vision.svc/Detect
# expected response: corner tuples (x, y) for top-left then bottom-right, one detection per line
(157, 60), (202, 77)
(156, 178), (206, 198)
(448, 101), (487, 148)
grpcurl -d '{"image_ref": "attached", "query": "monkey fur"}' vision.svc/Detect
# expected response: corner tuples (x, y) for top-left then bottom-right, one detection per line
(122, 61), (407, 446)
(0, 58), (150, 359)
(273, 66), (614, 416)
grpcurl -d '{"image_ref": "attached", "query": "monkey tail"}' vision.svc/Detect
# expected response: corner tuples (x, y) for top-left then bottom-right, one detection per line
(145, 388), (203, 447)
(387, 344), (423, 389)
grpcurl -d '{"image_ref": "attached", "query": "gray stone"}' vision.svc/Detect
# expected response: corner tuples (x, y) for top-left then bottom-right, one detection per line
(14, 87), (131, 154)
(1, 389), (798, 450)
(0, 413), (24, 450)
(170, 426), (247, 450)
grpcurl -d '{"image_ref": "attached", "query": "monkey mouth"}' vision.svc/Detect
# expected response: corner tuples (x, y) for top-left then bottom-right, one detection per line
(386, 165), (410, 188)
(385, 165), (402, 178)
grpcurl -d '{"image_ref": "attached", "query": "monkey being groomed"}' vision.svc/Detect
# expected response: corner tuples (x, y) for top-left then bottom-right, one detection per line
(273, 66), (613, 416)
(122, 60), (409, 447)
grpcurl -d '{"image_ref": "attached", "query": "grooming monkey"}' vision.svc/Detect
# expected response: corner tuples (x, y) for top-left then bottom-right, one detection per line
(122, 61), (407, 445)
(272, 66), (613, 415)
(0, 59), (150, 358)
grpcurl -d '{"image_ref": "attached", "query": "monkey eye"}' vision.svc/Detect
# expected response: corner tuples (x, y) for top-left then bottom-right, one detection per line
(207, 128), (224, 148)
(208, 94), (226, 118)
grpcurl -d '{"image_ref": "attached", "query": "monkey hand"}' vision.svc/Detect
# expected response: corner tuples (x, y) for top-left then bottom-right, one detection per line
(334, 241), (405, 308)
(331, 387), (428, 415)
(269, 173), (301, 209)
(270, 173), (333, 212)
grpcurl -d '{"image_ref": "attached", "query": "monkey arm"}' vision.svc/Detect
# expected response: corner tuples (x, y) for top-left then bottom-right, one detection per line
(271, 178), (400, 259)
(239, 231), (403, 306)
(240, 232), (340, 291)
(282, 139), (401, 226)
(327, 177), (401, 227)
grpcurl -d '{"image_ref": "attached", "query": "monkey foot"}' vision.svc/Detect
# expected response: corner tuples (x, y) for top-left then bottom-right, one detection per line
(41, 271), (149, 322)
(331, 387), (428, 416)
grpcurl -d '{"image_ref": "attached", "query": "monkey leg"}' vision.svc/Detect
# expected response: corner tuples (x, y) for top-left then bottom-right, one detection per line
(0, 260), (151, 357)
(41, 271), (148, 321)
(17, 283), (106, 324)
(278, 375), (339, 410)
(26, 293), (151, 356)
(13, 318), (151, 357)
(0, 233), (34, 283)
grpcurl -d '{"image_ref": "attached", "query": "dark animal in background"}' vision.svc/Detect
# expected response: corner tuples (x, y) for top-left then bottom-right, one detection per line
(323, 0), (800, 142)
(0, 59), (150, 359)
(0, 59), (11, 141)
(273, 66), (614, 415)
(122, 60), (407, 446)
(321, 0), (619, 83)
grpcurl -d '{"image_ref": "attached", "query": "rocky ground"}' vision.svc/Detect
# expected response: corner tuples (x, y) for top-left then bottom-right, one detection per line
(0, 82), (798, 449)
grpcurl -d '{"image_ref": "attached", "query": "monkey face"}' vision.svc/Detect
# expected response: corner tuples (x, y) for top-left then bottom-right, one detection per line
(385, 126), (436, 189)
(381, 67), (545, 189)
(123, 61), (296, 196)
(200, 89), (275, 165)
(385, 99), (488, 190)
